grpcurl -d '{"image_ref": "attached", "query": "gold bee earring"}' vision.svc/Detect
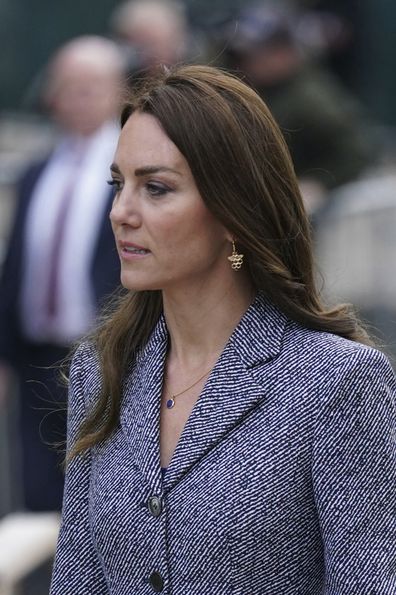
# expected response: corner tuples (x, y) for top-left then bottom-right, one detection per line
(228, 240), (244, 270)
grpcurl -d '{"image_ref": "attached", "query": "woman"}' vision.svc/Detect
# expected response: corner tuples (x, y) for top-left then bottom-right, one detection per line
(50, 65), (396, 594)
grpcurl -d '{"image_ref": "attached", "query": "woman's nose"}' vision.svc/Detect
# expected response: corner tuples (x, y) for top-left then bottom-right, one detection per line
(110, 189), (142, 227)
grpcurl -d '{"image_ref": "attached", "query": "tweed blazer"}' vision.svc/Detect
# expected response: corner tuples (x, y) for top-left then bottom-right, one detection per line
(51, 293), (396, 594)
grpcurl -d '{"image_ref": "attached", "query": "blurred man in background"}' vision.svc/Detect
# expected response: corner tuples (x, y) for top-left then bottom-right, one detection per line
(0, 36), (122, 511)
(109, 0), (197, 81)
(223, 1), (378, 213)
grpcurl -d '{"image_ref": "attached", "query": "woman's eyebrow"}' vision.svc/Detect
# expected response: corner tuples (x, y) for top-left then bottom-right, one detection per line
(109, 163), (182, 177)
(134, 165), (182, 177)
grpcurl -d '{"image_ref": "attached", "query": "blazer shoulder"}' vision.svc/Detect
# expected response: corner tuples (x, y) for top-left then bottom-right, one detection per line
(66, 342), (103, 450)
(69, 341), (102, 407)
(284, 320), (395, 392)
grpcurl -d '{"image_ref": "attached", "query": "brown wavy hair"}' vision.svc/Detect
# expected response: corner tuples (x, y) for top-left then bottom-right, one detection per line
(69, 64), (370, 459)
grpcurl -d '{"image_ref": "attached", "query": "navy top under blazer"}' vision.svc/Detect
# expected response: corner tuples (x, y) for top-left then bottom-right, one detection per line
(50, 293), (396, 594)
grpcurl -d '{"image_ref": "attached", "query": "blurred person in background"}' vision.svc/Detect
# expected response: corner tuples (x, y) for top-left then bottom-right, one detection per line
(109, 0), (196, 82)
(222, 1), (378, 214)
(295, 0), (361, 91)
(0, 35), (122, 512)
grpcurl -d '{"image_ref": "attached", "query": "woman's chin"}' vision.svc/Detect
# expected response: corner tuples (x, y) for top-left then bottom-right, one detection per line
(120, 272), (163, 292)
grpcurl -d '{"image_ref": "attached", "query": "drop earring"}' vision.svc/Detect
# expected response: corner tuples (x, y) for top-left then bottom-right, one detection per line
(228, 240), (244, 270)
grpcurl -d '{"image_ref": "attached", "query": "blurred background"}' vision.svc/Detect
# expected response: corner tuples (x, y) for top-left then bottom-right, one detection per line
(0, 1), (396, 593)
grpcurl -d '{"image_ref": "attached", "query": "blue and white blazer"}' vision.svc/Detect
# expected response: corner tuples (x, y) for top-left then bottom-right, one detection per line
(51, 293), (396, 594)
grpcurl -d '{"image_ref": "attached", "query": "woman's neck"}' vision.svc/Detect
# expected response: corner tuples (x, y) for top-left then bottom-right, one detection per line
(162, 279), (255, 369)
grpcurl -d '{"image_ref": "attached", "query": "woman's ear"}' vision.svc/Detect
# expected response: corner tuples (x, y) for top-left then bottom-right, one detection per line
(224, 230), (235, 243)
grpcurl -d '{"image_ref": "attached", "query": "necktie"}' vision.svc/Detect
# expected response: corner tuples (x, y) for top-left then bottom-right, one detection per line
(45, 147), (84, 319)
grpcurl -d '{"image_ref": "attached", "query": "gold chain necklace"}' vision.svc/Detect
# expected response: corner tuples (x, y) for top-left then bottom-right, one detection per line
(164, 365), (214, 409)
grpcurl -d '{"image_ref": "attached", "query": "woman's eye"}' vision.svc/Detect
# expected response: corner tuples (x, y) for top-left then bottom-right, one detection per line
(107, 179), (123, 193)
(146, 182), (170, 197)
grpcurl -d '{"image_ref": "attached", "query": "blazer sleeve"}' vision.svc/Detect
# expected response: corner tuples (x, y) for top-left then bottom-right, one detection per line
(50, 345), (109, 594)
(312, 349), (396, 594)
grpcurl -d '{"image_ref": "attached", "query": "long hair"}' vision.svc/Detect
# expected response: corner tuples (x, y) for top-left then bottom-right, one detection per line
(69, 64), (370, 459)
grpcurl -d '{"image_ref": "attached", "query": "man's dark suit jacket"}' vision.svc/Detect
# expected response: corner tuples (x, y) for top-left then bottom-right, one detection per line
(0, 159), (120, 510)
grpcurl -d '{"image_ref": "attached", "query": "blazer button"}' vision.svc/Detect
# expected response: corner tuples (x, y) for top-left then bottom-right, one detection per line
(148, 496), (162, 517)
(149, 571), (164, 592)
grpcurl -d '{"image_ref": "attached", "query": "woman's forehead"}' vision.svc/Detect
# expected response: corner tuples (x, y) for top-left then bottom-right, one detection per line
(114, 112), (188, 175)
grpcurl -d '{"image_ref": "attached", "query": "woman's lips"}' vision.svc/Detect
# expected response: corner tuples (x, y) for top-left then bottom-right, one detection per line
(118, 241), (150, 259)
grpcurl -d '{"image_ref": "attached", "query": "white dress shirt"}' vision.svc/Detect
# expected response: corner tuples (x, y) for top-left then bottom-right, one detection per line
(20, 121), (119, 345)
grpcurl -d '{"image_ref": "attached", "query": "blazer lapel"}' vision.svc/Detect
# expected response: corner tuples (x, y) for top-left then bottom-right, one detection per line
(164, 294), (287, 492)
(119, 293), (287, 493)
(120, 314), (168, 492)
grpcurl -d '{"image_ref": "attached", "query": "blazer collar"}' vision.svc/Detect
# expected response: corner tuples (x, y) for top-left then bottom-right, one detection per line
(228, 291), (287, 368)
(119, 291), (288, 492)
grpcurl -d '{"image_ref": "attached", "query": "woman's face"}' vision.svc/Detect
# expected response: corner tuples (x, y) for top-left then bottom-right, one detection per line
(110, 111), (232, 293)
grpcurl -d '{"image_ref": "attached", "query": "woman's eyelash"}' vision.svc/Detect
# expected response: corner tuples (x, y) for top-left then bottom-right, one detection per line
(107, 179), (122, 192)
(146, 182), (171, 196)
(106, 179), (171, 197)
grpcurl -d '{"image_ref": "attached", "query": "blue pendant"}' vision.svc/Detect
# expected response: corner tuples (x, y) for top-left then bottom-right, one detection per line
(166, 398), (175, 409)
